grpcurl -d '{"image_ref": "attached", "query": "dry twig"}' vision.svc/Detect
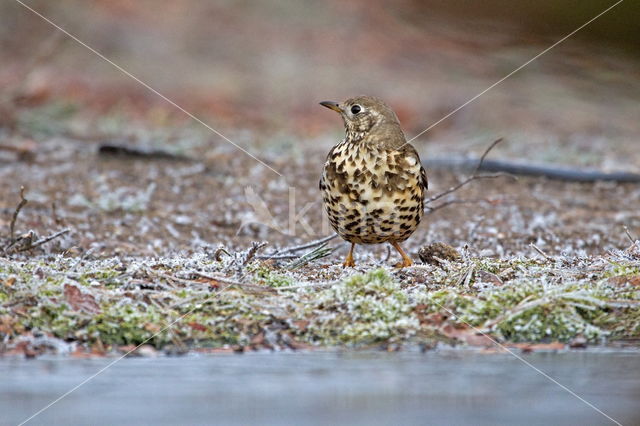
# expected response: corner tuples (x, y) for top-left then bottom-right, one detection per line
(9, 186), (27, 241)
(425, 138), (515, 207)
(14, 228), (70, 253)
(623, 226), (636, 244)
(530, 243), (553, 262)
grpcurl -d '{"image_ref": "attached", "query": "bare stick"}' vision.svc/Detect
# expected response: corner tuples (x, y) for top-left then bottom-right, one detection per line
(472, 138), (503, 176)
(623, 226), (636, 244)
(426, 138), (513, 207)
(9, 187), (28, 241)
(16, 228), (70, 252)
(530, 243), (553, 262)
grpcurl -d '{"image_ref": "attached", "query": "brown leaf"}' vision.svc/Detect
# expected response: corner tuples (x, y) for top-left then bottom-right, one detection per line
(144, 323), (161, 333)
(440, 323), (495, 347)
(64, 284), (101, 314)
(608, 275), (640, 287)
(0, 315), (15, 335)
(188, 322), (208, 332)
(414, 305), (447, 326)
(292, 320), (310, 331)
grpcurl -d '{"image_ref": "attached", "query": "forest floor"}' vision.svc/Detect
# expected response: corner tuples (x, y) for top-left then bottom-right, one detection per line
(1, 1), (639, 357)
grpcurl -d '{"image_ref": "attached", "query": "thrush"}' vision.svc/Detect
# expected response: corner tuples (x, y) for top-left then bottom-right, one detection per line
(319, 96), (428, 268)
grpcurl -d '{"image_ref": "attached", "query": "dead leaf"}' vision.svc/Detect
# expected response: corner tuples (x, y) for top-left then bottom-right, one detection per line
(607, 275), (640, 287)
(292, 320), (310, 331)
(64, 284), (101, 314)
(440, 323), (495, 347)
(188, 322), (208, 332)
(0, 315), (15, 335)
(144, 323), (161, 333)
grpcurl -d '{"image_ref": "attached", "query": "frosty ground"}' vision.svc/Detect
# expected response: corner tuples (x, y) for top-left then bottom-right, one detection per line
(1, 129), (639, 356)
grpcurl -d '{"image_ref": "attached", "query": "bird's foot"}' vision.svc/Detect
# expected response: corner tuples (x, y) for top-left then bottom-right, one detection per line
(393, 257), (413, 268)
(343, 243), (356, 268)
(342, 258), (356, 268)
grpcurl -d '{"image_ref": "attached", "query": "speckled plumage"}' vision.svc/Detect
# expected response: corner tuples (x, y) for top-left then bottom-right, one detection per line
(319, 96), (428, 267)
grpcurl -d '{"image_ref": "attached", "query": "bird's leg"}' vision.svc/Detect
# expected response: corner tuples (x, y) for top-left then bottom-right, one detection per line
(390, 241), (413, 268)
(343, 243), (356, 267)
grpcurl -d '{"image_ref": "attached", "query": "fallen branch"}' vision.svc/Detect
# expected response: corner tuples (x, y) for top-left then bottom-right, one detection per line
(14, 228), (70, 253)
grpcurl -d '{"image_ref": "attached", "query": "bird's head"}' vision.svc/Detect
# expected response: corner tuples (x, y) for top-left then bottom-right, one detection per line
(320, 95), (403, 144)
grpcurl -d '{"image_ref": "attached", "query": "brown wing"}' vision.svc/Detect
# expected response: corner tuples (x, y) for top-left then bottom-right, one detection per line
(420, 164), (429, 192)
(402, 143), (428, 194)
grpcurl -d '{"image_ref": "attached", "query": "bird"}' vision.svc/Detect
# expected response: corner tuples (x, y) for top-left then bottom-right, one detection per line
(319, 95), (428, 268)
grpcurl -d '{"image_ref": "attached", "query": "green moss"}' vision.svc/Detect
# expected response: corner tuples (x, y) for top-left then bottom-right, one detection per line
(604, 261), (640, 278)
(305, 269), (419, 345)
(253, 265), (294, 288)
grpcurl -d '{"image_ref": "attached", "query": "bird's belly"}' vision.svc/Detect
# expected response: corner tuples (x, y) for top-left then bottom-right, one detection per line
(320, 142), (425, 245)
(323, 187), (423, 244)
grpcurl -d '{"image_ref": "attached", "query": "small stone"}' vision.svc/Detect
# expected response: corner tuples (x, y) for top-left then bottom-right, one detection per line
(569, 335), (587, 349)
(418, 242), (461, 265)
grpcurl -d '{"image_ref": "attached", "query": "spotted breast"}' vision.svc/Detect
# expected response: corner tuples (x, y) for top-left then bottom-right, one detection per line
(320, 140), (427, 244)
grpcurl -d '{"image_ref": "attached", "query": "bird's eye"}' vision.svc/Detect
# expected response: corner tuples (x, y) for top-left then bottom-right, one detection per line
(350, 105), (362, 114)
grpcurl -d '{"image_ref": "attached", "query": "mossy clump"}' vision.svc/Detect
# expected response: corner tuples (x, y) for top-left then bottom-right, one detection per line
(252, 265), (294, 288)
(305, 269), (419, 345)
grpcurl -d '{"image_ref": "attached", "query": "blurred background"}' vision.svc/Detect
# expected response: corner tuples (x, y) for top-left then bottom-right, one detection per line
(1, 0), (639, 256)
(2, 0), (639, 164)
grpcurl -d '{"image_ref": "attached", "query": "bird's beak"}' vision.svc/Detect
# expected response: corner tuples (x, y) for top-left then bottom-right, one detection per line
(319, 101), (342, 113)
